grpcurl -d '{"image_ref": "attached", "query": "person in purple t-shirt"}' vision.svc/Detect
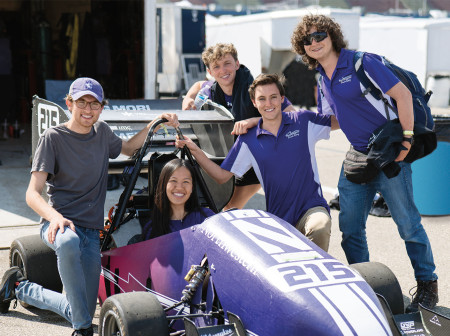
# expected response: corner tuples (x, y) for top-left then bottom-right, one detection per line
(182, 43), (296, 212)
(177, 74), (339, 252)
(291, 14), (438, 312)
(142, 159), (215, 239)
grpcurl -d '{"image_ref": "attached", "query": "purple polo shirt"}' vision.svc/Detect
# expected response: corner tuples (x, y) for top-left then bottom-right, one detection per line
(317, 49), (400, 152)
(221, 111), (331, 225)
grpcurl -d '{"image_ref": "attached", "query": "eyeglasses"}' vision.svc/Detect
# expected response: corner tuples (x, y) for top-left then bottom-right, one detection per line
(75, 99), (102, 110)
(303, 32), (328, 46)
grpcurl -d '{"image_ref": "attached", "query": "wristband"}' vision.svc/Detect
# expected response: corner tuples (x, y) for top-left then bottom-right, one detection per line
(403, 137), (413, 145)
(403, 130), (414, 136)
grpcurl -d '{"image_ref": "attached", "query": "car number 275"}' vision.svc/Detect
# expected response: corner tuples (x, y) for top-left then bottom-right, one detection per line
(38, 103), (60, 136)
(268, 260), (360, 292)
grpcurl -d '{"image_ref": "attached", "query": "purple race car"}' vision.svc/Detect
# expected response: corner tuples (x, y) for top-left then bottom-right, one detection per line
(10, 102), (450, 336)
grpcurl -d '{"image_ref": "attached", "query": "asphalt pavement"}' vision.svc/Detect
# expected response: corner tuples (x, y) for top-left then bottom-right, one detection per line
(0, 122), (449, 335)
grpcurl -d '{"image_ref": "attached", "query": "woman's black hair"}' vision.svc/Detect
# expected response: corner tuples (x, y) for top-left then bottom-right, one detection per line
(144, 158), (203, 239)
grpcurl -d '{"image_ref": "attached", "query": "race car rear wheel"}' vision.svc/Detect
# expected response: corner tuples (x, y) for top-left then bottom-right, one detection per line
(350, 261), (404, 315)
(10, 235), (63, 295)
(99, 292), (169, 336)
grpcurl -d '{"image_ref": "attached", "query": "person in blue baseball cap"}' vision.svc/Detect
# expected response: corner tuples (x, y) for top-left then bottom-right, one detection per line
(0, 77), (179, 336)
(69, 77), (104, 102)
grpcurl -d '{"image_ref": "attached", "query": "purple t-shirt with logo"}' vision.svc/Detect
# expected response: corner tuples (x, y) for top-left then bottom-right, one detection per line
(221, 111), (331, 224)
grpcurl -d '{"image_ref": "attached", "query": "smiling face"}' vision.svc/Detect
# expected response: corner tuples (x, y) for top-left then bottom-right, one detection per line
(251, 83), (284, 123)
(66, 94), (103, 134)
(303, 27), (333, 63)
(166, 166), (193, 208)
(207, 53), (240, 92)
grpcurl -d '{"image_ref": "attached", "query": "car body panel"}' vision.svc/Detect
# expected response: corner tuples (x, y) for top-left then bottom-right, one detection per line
(99, 209), (392, 336)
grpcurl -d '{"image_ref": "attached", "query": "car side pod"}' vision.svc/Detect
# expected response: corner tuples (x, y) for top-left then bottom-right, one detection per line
(419, 303), (450, 336)
(379, 299), (450, 336)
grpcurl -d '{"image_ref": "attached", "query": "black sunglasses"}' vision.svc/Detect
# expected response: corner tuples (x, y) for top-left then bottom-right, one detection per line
(303, 32), (328, 45)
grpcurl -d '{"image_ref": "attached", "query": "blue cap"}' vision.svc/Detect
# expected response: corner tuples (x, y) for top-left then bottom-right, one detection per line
(69, 77), (104, 102)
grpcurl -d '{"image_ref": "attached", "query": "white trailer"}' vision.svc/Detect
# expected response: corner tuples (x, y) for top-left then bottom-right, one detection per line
(360, 16), (450, 107)
(206, 7), (360, 77)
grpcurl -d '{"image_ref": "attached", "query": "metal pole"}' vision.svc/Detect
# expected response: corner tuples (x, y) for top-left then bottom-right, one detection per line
(144, 0), (157, 99)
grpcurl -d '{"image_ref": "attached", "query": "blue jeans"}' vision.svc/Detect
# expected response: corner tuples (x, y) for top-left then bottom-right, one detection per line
(338, 162), (437, 281)
(16, 222), (101, 329)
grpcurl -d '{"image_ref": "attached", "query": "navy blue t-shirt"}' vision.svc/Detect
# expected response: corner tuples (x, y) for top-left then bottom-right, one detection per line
(143, 208), (215, 240)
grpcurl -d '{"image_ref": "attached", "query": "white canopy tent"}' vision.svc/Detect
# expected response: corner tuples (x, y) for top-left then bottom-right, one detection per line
(206, 7), (360, 77)
(360, 16), (450, 107)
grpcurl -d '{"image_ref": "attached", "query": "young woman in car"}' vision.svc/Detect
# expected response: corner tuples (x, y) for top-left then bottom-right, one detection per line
(142, 158), (215, 239)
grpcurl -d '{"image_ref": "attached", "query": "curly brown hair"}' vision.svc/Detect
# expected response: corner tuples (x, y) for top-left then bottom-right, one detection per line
(201, 43), (238, 69)
(248, 73), (285, 100)
(291, 14), (348, 69)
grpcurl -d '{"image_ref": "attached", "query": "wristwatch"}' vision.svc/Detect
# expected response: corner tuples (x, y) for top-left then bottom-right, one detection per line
(403, 137), (414, 145)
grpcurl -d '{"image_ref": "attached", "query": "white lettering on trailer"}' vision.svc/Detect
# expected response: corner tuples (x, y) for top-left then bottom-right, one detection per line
(114, 132), (136, 140)
(104, 105), (151, 110)
(38, 103), (59, 136)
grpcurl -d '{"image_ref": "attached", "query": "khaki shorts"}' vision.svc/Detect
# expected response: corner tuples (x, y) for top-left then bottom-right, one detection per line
(295, 206), (331, 252)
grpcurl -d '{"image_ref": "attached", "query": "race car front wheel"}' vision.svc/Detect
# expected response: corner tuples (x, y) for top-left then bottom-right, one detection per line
(99, 292), (169, 336)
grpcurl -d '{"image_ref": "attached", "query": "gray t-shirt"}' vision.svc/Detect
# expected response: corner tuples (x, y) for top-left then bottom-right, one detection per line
(32, 121), (122, 229)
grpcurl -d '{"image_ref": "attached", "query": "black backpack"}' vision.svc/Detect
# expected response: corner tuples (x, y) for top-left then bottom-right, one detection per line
(353, 51), (434, 130)
(353, 51), (437, 162)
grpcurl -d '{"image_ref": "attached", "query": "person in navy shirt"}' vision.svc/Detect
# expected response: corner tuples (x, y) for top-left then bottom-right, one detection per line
(177, 74), (339, 252)
(291, 14), (438, 312)
(142, 158), (215, 239)
(183, 43), (296, 213)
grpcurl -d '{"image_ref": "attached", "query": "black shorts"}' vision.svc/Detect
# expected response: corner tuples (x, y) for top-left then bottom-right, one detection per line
(235, 168), (260, 187)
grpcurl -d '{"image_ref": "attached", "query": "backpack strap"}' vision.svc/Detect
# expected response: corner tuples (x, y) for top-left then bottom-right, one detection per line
(317, 74), (324, 96)
(353, 51), (381, 99)
(353, 51), (397, 120)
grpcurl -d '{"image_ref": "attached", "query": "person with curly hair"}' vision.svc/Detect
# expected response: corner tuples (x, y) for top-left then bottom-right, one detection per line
(142, 158), (215, 239)
(291, 14), (438, 313)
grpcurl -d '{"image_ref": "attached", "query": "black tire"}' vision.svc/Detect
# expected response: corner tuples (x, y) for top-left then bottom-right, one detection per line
(99, 292), (169, 336)
(9, 235), (63, 294)
(350, 261), (404, 315)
